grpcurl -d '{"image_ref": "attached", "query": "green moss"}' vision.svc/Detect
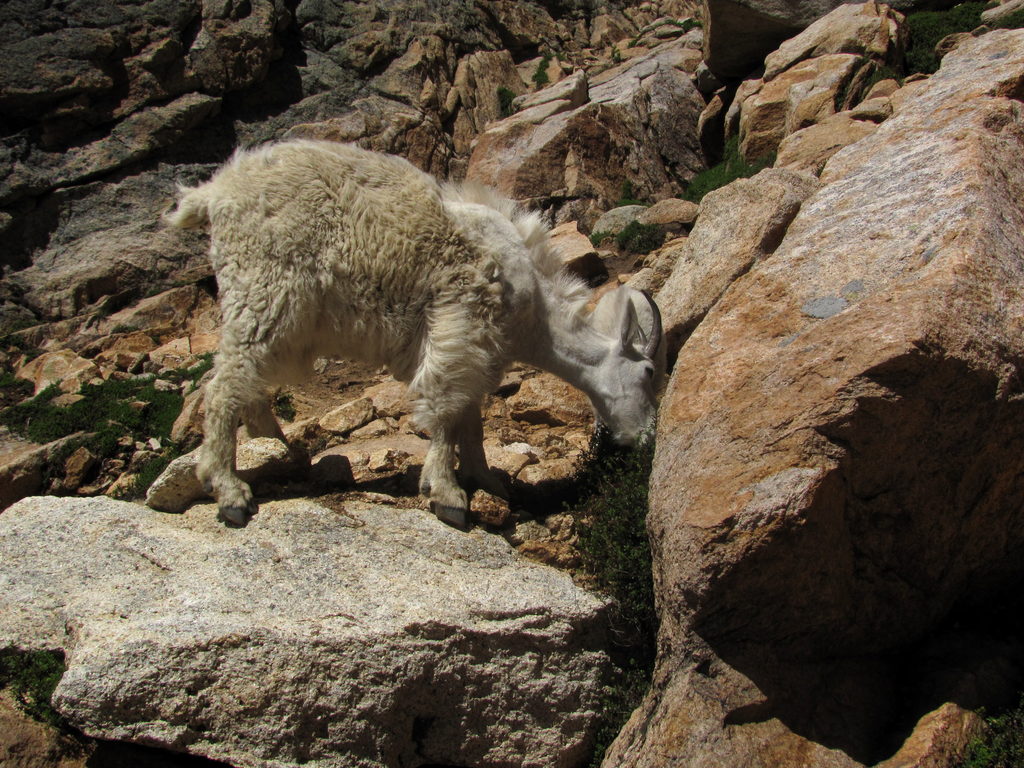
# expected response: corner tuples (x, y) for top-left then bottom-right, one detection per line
(683, 136), (775, 203)
(0, 648), (67, 727)
(905, 3), (987, 75)
(616, 221), (664, 254)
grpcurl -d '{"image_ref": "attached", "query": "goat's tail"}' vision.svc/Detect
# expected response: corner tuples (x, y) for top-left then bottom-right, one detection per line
(162, 184), (213, 230)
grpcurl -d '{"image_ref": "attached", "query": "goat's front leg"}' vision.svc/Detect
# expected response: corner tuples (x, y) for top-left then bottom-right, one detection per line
(420, 423), (469, 528)
(456, 407), (508, 500)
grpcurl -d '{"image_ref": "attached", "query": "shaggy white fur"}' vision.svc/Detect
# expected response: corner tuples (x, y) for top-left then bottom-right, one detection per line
(167, 139), (662, 527)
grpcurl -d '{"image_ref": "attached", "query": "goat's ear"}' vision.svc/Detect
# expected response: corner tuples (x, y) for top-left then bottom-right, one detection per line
(591, 286), (630, 339)
(619, 296), (642, 350)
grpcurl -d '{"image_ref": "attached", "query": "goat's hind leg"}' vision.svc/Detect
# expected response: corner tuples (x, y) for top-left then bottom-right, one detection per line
(197, 353), (265, 527)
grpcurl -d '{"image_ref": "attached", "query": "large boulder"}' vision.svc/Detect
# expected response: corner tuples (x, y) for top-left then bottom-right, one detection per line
(0, 495), (611, 768)
(607, 29), (1024, 768)
(703, 0), (951, 78)
(466, 37), (706, 221)
(729, 2), (907, 163)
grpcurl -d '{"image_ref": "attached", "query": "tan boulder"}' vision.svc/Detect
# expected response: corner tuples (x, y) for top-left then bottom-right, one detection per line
(737, 53), (864, 162)
(0, 441), (46, 510)
(506, 374), (592, 427)
(466, 38), (705, 216)
(656, 168), (819, 356)
(449, 50), (524, 155)
(636, 197), (700, 232)
(15, 349), (100, 394)
(763, 2), (907, 81)
(775, 111), (879, 174)
(548, 221), (607, 283)
(318, 397), (376, 437)
(609, 30), (1024, 768)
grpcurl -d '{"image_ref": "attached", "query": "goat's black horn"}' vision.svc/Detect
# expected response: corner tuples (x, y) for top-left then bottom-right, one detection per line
(641, 290), (662, 358)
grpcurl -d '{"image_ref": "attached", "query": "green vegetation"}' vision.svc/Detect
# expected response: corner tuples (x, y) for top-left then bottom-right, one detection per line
(590, 230), (613, 248)
(273, 390), (296, 422)
(611, 44), (622, 64)
(532, 52), (553, 89)
(683, 136), (775, 203)
(905, 2), (986, 74)
(0, 648), (67, 727)
(616, 180), (644, 207)
(616, 221), (664, 254)
(568, 429), (657, 766)
(960, 696), (1024, 767)
(669, 17), (702, 32)
(990, 8), (1024, 29)
(497, 86), (517, 118)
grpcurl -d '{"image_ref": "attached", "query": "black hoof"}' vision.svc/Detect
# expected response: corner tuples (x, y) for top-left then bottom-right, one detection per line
(430, 502), (469, 530)
(218, 504), (251, 527)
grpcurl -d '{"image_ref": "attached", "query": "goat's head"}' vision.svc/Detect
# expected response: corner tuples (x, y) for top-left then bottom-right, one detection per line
(587, 286), (664, 446)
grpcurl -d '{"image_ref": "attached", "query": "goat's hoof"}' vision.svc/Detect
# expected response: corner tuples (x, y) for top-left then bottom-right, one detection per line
(430, 502), (469, 530)
(218, 502), (253, 528)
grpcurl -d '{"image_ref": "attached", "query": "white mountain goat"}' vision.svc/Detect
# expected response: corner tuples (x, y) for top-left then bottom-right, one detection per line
(166, 139), (662, 527)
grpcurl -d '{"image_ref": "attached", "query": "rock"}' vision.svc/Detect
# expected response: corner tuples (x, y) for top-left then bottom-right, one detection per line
(466, 38), (705, 216)
(93, 331), (157, 371)
(775, 111), (880, 174)
(15, 349), (100, 394)
(145, 437), (302, 513)
(506, 374), (593, 427)
(609, 30), (1024, 768)
(0, 495), (611, 768)
(62, 445), (97, 492)
(318, 397), (376, 436)
(694, 61), (724, 94)
(656, 168), (819, 356)
(286, 94), (453, 177)
(363, 380), (411, 418)
(590, 12), (638, 48)
(865, 77), (902, 100)
(737, 53), (865, 162)
(763, 2), (907, 81)
(512, 69), (589, 114)
(449, 50), (525, 156)
(0, 441), (46, 510)
(877, 703), (984, 768)
(548, 221), (608, 283)
(848, 95), (894, 121)
(592, 205), (648, 235)
(983, 0), (1024, 24)
(7, 165), (214, 320)
(704, 0), (928, 79)
(636, 197), (700, 232)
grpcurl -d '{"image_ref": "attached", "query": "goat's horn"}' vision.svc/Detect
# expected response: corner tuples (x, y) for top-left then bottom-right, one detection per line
(641, 290), (662, 359)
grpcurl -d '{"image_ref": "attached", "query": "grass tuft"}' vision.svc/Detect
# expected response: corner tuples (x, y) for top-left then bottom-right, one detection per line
(683, 136), (775, 203)
(616, 222), (664, 255)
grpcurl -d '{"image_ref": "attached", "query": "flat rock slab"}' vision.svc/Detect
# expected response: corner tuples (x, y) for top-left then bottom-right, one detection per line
(0, 496), (610, 768)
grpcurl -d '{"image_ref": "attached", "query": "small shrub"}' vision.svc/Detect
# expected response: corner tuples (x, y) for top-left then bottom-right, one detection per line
(905, 2), (986, 74)
(616, 221), (664, 254)
(0, 648), (67, 727)
(683, 136), (775, 203)
(113, 448), (180, 500)
(497, 86), (517, 118)
(532, 52), (553, 89)
(960, 695), (1024, 767)
(273, 391), (296, 422)
(590, 230), (613, 248)
(669, 17), (702, 32)
(568, 429), (657, 767)
(0, 370), (33, 409)
(611, 44), (622, 64)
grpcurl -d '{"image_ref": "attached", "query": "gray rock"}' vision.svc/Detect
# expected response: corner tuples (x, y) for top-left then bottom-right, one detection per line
(592, 205), (648, 235)
(0, 495), (610, 768)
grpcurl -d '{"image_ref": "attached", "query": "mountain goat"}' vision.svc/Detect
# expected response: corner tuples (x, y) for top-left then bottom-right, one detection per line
(166, 139), (662, 528)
